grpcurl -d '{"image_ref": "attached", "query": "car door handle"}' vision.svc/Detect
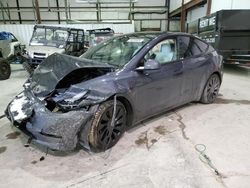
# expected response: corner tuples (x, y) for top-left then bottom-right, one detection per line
(174, 69), (183, 76)
(173, 61), (184, 76)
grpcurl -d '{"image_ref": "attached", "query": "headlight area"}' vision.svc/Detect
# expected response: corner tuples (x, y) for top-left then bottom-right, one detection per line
(45, 87), (109, 112)
(55, 101), (90, 112)
(46, 88), (110, 112)
(46, 89), (90, 112)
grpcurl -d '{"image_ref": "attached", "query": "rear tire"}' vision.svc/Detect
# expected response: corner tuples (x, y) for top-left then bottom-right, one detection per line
(201, 74), (221, 104)
(0, 59), (11, 80)
(88, 100), (127, 152)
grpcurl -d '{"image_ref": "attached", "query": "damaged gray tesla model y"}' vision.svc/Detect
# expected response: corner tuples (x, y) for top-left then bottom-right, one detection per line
(5, 32), (223, 152)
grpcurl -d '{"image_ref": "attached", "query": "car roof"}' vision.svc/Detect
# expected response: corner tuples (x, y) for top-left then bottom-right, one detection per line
(120, 31), (193, 39)
(117, 31), (210, 46)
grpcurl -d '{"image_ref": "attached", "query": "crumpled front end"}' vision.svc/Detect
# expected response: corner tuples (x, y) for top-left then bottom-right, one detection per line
(5, 90), (93, 151)
(5, 53), (118, 151)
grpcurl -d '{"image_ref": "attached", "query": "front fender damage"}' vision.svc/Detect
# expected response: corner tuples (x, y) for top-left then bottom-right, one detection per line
(5, 91), (93, 151)
(5, 53), (127, 151)
(26, 107), (92, 151)
(5, 80), (119, 151)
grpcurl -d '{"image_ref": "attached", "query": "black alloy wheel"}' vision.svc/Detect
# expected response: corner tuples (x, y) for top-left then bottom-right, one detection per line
(201, 74), (221, 104)
(88, 100), (127, 151)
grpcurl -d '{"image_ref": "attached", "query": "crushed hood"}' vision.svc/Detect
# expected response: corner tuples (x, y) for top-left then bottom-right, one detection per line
(29, 53), (114, 96)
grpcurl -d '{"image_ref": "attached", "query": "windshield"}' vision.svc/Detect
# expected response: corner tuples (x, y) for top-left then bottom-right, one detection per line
(30, 28), (68, 48)
(81, 34), (154, 67)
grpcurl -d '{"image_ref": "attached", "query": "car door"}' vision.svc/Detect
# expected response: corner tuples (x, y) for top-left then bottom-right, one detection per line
(132, 37), (185, 121)
(178, 36), (210, 103)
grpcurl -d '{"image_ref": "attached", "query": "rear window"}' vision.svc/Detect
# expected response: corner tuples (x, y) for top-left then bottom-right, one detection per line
(178, 36), (209, 58)
(195, 39), (209, 52)
(178, 36), (191, 58)
(190, 40), (202, 56)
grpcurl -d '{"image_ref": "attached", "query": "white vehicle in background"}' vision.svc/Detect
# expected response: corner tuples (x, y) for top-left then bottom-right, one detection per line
(22, 25), (116, 74)
(87, 28), (115, 47)
(0, 32), (25, 80)
(22, 25), (85, 74)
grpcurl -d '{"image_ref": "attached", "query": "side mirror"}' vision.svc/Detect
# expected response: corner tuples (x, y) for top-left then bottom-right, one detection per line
(136, 59), (161, 71)
(144, 59), (161, 70)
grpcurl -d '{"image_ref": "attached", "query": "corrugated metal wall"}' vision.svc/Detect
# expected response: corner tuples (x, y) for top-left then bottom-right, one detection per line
(0, 22), (135, 45)
(0, 0), (168, 31)
(169, 0), (191, 12)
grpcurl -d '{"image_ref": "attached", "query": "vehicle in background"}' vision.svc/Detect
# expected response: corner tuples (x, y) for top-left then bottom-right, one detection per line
(23, 26), (116, 74)
(186, 10), (250, 66)
(23, 25), (85, 73)
(0, 32), (25, 80)
(87, 28), (115, 47)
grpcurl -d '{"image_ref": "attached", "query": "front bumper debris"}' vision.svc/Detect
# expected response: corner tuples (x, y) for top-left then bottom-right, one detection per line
(5, 91), (93, 151)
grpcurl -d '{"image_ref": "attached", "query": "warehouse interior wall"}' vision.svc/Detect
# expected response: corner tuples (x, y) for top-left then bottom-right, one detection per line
(169, 0), (191, 12)
(168, 0), (192, 31)
(0, 0), (169, 32)
(187, 0), (250, 23)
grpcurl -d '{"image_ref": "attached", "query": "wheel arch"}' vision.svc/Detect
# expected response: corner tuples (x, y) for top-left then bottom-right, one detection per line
(199, 71), (221, 103)
(107, 94), (134, 128)
(202, 71), (222, 94)
(212, 71), (222, 83)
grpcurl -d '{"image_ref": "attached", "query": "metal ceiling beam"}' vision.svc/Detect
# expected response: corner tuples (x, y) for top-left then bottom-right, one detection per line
(180, 0), (186, 32)
(206, 0), (212, 16)
(64, 0), (69, 23)
(0, 5), (5, 24)
(76, 0), (137, 4)
(34, 0), (41, 23)
(16, 0), (22, 24)
(169, 0), (207, 17)
(56, 0), (61, 24)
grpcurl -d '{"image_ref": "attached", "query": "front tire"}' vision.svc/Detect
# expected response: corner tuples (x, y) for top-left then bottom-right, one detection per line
(0, 59), (11, 80)
(201, 74), (221, 104)
(88, 100), (127, 152)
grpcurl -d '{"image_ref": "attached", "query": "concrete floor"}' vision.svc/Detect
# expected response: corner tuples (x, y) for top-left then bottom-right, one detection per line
(0, 64), (249, 188)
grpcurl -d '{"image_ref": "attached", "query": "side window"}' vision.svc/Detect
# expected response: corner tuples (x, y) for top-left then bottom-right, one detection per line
(145, 38), (177, 65)
(178, 36), (192, 59)
(190, 39), (202, 56)
(10, 34), (18, 42)
(195, 39), (209, 52)
(178, 37), (209, 58)
(190, 38), (208, 56)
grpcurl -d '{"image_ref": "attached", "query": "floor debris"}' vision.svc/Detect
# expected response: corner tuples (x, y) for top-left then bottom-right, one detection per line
(24, 137), (32, 147)
(5, 131), (21, 139)
(154, 125), (167, 135)
(39, 156), (45, 161)
(0, 146), (7, 154)
(31, 160), (37, 164)
(195, 144), (227, 187)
